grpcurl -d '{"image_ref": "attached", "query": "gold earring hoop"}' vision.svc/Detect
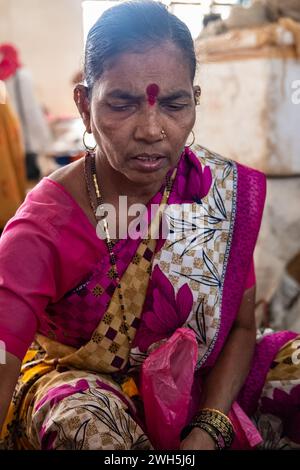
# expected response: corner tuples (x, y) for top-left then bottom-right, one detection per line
(83, 130), (97, 152)
(186, 130), (195, 148)
(161, 129), (167, 140)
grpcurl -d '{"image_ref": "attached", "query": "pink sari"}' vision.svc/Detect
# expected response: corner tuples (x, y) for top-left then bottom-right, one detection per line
(0, 146), (299, 449)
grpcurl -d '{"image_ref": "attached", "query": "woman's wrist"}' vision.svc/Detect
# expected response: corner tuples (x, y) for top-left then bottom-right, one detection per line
(180, 407), (235, 450)
(180, 423), (220, 449)
(181, 424), (219, 449)
(186, 426), (218, 449)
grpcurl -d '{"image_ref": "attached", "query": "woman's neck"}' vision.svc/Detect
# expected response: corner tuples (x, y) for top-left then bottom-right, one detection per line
(95, 151), (166, 205)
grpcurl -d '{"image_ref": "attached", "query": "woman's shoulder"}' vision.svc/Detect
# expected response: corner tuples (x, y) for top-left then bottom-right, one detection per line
(48, 157), (84, 200)
(3, 157), (98, 246)
(48, 157), (96, 229)
(1, 159), (105, 284)
(14, 158), (89, 225)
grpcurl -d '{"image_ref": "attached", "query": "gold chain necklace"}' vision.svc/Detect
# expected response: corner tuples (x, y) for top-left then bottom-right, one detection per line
(84, 151), (174, 346)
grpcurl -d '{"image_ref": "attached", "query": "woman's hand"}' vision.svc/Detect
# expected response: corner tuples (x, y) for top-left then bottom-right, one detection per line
(179, 427), (216, 450)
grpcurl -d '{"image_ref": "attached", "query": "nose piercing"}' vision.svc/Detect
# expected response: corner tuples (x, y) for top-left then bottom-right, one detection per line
(161, 129), (167, 140)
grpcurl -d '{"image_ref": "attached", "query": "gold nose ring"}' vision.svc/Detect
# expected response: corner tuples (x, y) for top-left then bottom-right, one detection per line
(161, 129), (167, 140)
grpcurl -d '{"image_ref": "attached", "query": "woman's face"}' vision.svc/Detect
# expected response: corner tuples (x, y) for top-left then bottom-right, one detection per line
(79, 42), (196, 188)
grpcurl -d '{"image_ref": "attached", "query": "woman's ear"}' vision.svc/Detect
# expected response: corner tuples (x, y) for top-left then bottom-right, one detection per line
(193, 85), (201, 105)
(73, 84), (92, 133)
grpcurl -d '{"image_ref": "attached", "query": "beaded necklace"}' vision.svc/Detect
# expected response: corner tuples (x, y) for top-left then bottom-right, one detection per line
(84, 151), (174, 346)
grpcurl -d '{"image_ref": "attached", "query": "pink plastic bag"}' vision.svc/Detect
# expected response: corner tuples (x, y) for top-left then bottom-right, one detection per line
(140, 327), (262, 450)
(229, 402), (263, 449)
(141, 328), (198, 450)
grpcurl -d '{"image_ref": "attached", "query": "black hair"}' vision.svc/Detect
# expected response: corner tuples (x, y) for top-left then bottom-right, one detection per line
(84, 0), (196, 94)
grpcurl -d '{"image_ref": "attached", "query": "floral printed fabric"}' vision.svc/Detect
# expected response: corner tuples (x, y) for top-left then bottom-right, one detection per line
(253, 336), (300, 449)
(0, 354), (152, 450)
(28, 370), (152, 450)
(129, 146), (239, 371)
(134, 265), (193, 352)
(2, 335), (300, 450)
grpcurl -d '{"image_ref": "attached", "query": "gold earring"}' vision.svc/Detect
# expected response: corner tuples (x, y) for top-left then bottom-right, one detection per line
(186, 130), (195, 148)
(161, 129), (167, 140)
(83, 130), (96, 152)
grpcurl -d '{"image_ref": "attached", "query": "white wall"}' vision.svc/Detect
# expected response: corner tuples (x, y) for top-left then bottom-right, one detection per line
(0, 0), (84, 116)
(194, 57), (300, 175)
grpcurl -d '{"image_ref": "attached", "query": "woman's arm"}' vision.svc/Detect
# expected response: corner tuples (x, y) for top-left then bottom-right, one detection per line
(180, 285), (257, 450)
(0, 351), (21, 432)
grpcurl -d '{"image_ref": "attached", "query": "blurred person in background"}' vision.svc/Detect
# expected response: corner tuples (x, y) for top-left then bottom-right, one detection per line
(0, 43), (52, 181)
(0, 46), (26, 233)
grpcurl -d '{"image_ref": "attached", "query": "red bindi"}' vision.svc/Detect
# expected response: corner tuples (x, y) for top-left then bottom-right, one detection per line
(146, 83), (159, 106)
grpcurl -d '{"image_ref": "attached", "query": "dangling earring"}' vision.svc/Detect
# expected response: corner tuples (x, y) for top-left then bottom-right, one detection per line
(83, 130), (96, 152)
(186, 130), (195, 148)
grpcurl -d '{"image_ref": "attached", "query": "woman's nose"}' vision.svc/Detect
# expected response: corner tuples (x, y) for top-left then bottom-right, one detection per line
(134, 107), (163, 143)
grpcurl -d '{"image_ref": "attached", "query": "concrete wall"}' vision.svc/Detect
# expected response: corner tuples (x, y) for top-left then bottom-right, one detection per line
(194, 57), (300, 175)
(193, 53), (300, 310)
(0, 0), (84, 116)
(255, 176), (300, 303)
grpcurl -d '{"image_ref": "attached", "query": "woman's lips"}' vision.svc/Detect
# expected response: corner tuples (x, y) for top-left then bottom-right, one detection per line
(131, 154), (166, 172)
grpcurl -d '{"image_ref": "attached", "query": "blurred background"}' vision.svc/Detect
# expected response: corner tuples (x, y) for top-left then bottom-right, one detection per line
(0, 0), (300, 332)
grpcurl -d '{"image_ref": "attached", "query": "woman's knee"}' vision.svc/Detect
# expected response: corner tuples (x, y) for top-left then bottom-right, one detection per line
(29, 389), (149, 450)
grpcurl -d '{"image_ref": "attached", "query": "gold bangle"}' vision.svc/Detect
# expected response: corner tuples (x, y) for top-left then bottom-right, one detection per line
(196, 415), (231, 429)
(194, 419), (234, 447)
(191, 408), (235, 449)
(198, 416), (233, 431)
(196, 409), (233, 429)
(200, 408), (232, 423)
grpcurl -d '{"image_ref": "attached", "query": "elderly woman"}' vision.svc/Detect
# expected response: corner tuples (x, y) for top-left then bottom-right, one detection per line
(0, 1), (299, 451)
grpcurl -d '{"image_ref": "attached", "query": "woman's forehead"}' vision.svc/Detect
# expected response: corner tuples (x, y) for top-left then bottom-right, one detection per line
(95, 44), (192, 97)
(95, 78), (192, 100)
(97, 51), (192, 95)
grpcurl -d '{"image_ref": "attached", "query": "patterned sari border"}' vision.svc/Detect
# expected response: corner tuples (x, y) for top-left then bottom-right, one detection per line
(205, 161), (267, 368)
(198, 159), (238, 368)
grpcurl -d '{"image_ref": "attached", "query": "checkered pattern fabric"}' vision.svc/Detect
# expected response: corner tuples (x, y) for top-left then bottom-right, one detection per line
(57, 177), (174, 373)
(152, 147), (236, 368)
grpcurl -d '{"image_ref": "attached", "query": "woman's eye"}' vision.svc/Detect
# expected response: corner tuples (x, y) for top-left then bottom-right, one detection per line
(161, 103), (188, 111)
(109, 104), (136, 112)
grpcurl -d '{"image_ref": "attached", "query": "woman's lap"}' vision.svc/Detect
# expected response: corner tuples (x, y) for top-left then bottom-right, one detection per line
(2, 336), (300, 450)
(20, 368), (152, 450)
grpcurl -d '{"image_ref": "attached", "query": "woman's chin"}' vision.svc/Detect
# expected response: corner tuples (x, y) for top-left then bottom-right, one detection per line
(127, 167), (168, 188)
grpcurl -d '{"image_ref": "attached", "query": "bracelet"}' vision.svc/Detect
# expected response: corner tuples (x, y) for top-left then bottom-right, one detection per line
(200, 408), (230, 422)
(196, 408), (234, 448)
(198, 417), (233, 448)
(180, 422), (223, 450)
(195, 422), (224, 450)
(180, 408), (235, 449)
(194, 414), (232, 436)
(194, 408), (234, 432)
